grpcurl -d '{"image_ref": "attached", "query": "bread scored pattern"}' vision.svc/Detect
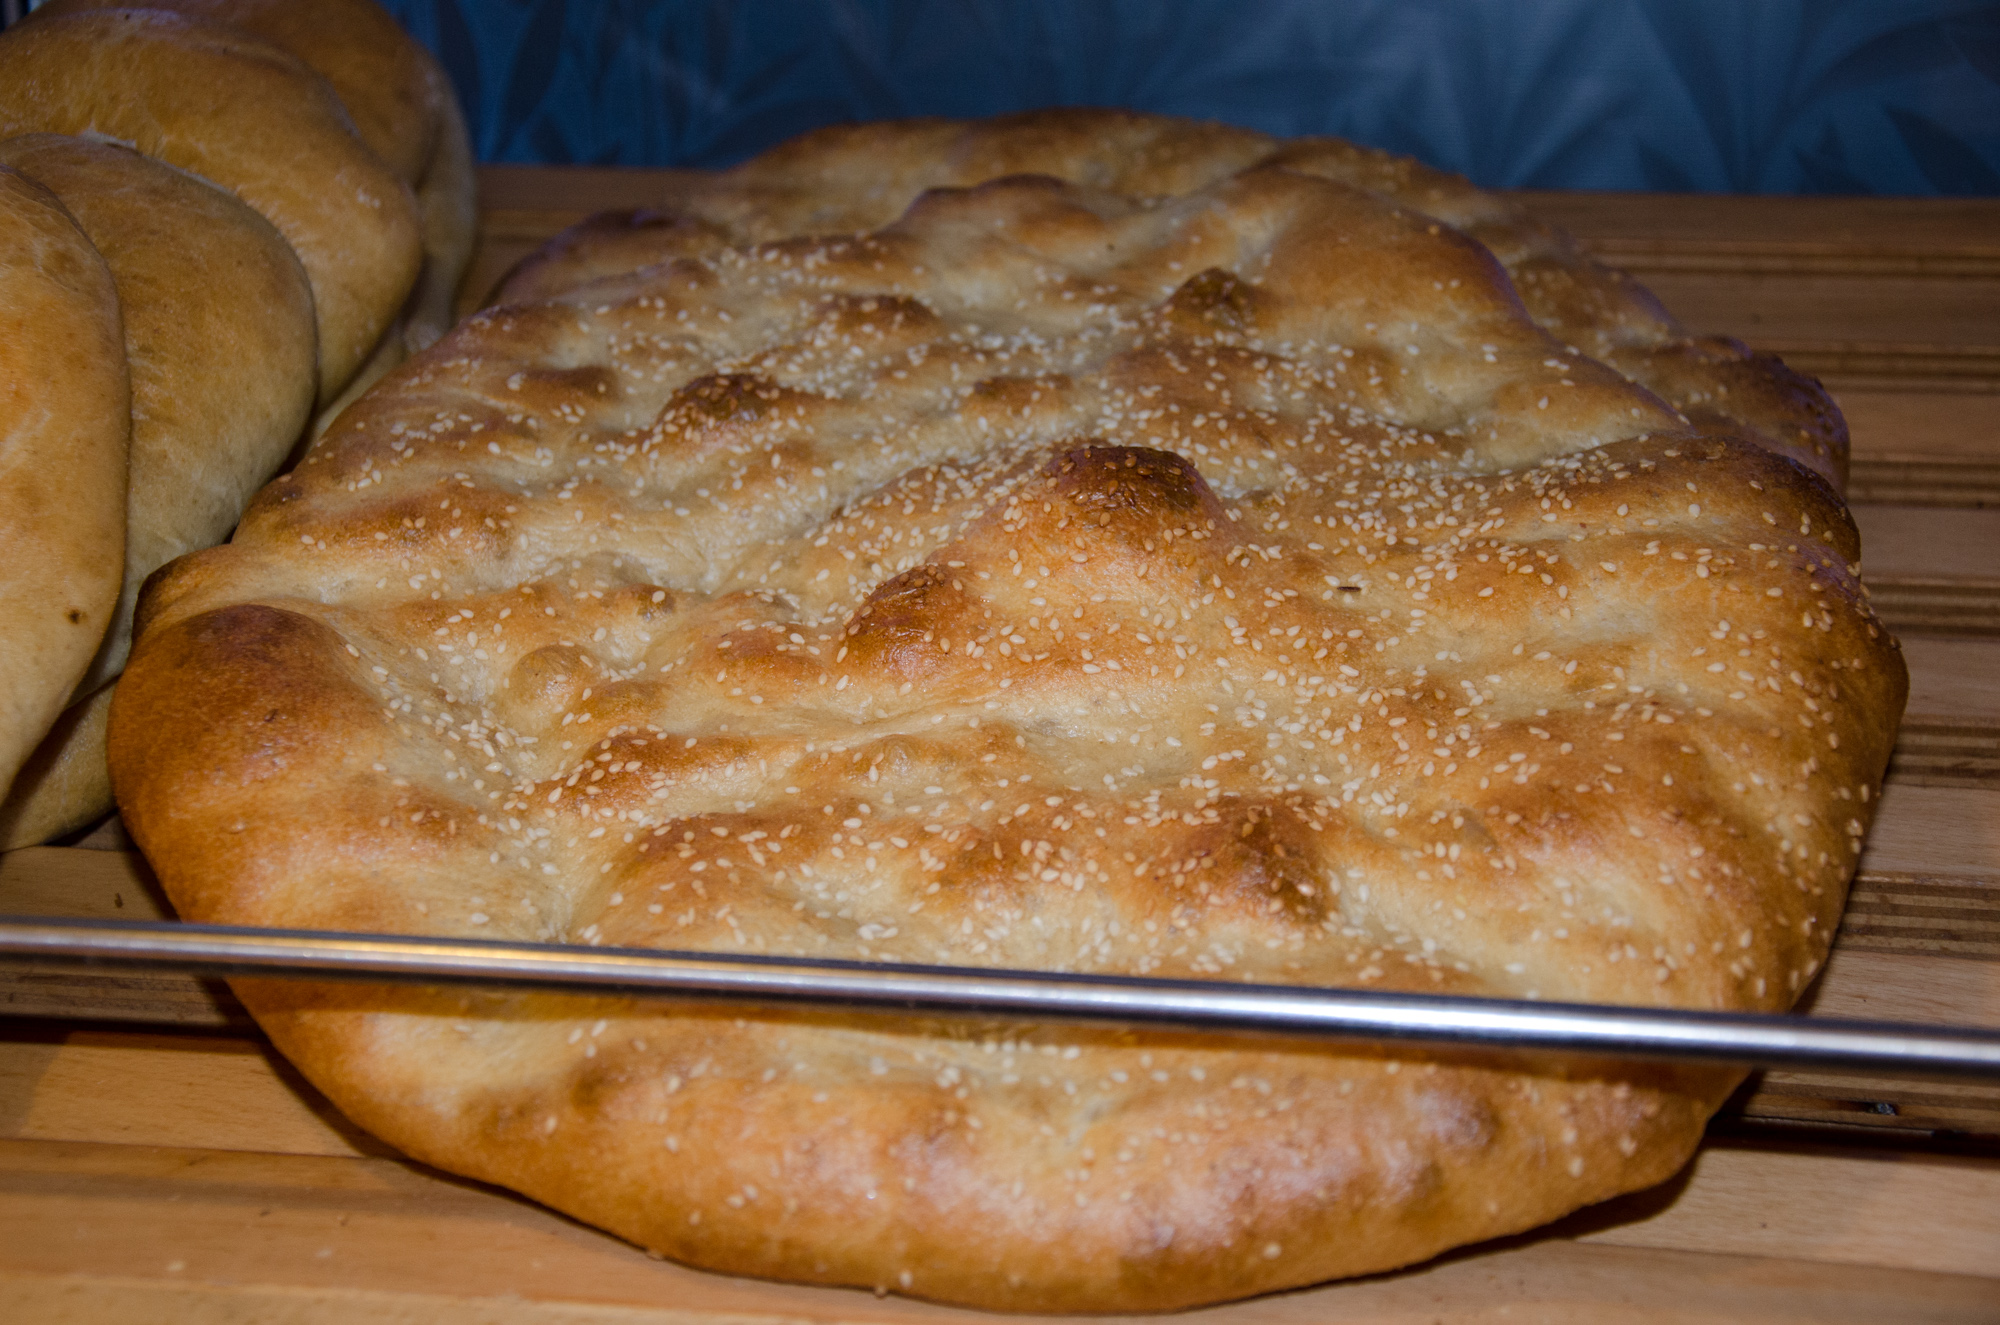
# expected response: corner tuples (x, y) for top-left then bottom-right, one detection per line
(0, 9), (422, 402)
(0, 167), (127, 801)
(498, 110), (1845, 489)
(113, 169), (1905, 1310)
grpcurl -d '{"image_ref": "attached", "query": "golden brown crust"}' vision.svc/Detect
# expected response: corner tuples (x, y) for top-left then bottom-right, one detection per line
(0, 166), (128, 802)
(0, 0), (458, 839)
(0, 9), (422, 401)
(499, 110), (1844, 487)
(114, 164), (1904, 1310)
(0, 134), (316, 690)
(493, 206), (734, 308)
(32, 0), (438, 181)
(36, 0), (480, 354)
(0, 133), (315, 843)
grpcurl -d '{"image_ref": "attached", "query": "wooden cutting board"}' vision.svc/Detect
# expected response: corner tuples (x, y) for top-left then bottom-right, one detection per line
(1, 169), (1996, 1322)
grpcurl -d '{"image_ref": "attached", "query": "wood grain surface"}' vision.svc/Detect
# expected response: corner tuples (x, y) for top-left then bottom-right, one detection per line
(2, 172), (1995, 1321)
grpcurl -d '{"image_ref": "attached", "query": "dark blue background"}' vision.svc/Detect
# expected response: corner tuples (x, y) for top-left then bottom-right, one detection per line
(374, 0), (2000, 192)
(127, 1), (2000, 192)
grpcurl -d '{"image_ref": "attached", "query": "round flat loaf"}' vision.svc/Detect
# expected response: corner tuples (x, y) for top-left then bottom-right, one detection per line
(0, 166), (127, 802)
(35, 0), (479, 355)
(0, 133), (315, 846)
(113, 168), (1904, 1310)
(496, 110), (1844, 489)
(0, 9), (422, 402)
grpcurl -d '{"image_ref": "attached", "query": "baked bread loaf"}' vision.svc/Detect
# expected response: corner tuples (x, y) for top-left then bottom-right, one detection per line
(37, 0), (480, 357)
(113, 154), (1905, 1309)
(0, 166), (128, 804)
(497, 110), (1846, 490)
(0, 133), (315, 844)
(0, 7), (421, 402)
(0, 0), (475, 843)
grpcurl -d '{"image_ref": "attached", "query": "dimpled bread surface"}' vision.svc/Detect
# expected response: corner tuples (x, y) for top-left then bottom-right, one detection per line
(112, 165), (1904, 1310)
(495, 109), (1847, 490)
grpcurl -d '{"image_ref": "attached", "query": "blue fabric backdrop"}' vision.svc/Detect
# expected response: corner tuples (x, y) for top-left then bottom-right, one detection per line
(387, 1), (1998, 193)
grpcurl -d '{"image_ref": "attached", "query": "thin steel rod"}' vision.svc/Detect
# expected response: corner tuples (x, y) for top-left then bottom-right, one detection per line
(3, 915), (1997, 1079)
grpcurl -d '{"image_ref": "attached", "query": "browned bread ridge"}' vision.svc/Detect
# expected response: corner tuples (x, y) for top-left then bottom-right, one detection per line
(0, 167), (128, 802)
(0, 134), (316, 846)
(496, 110), (1845, 489)
(113, 166), (1904, 1308)
(0, 8), (422, 403)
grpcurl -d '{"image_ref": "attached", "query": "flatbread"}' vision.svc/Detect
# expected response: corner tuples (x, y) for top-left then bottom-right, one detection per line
(492, 110), (1847, 491)
(0, 165), (127, 802)
(112, 157), (1903, 1309)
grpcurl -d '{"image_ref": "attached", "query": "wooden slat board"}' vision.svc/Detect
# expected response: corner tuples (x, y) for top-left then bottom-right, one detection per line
(3, 172), (1997, 1320)
(4, 1136), (1991, 1324)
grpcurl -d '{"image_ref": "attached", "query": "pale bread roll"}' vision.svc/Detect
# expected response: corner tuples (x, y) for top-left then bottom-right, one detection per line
(197, 0), (478, 350)
(36, 0), (479, 354)
(37, 0), (440, 181)
(0, 167), (127, 802)
(0, 134), (316, 845)
(0, 9), (422, 403)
